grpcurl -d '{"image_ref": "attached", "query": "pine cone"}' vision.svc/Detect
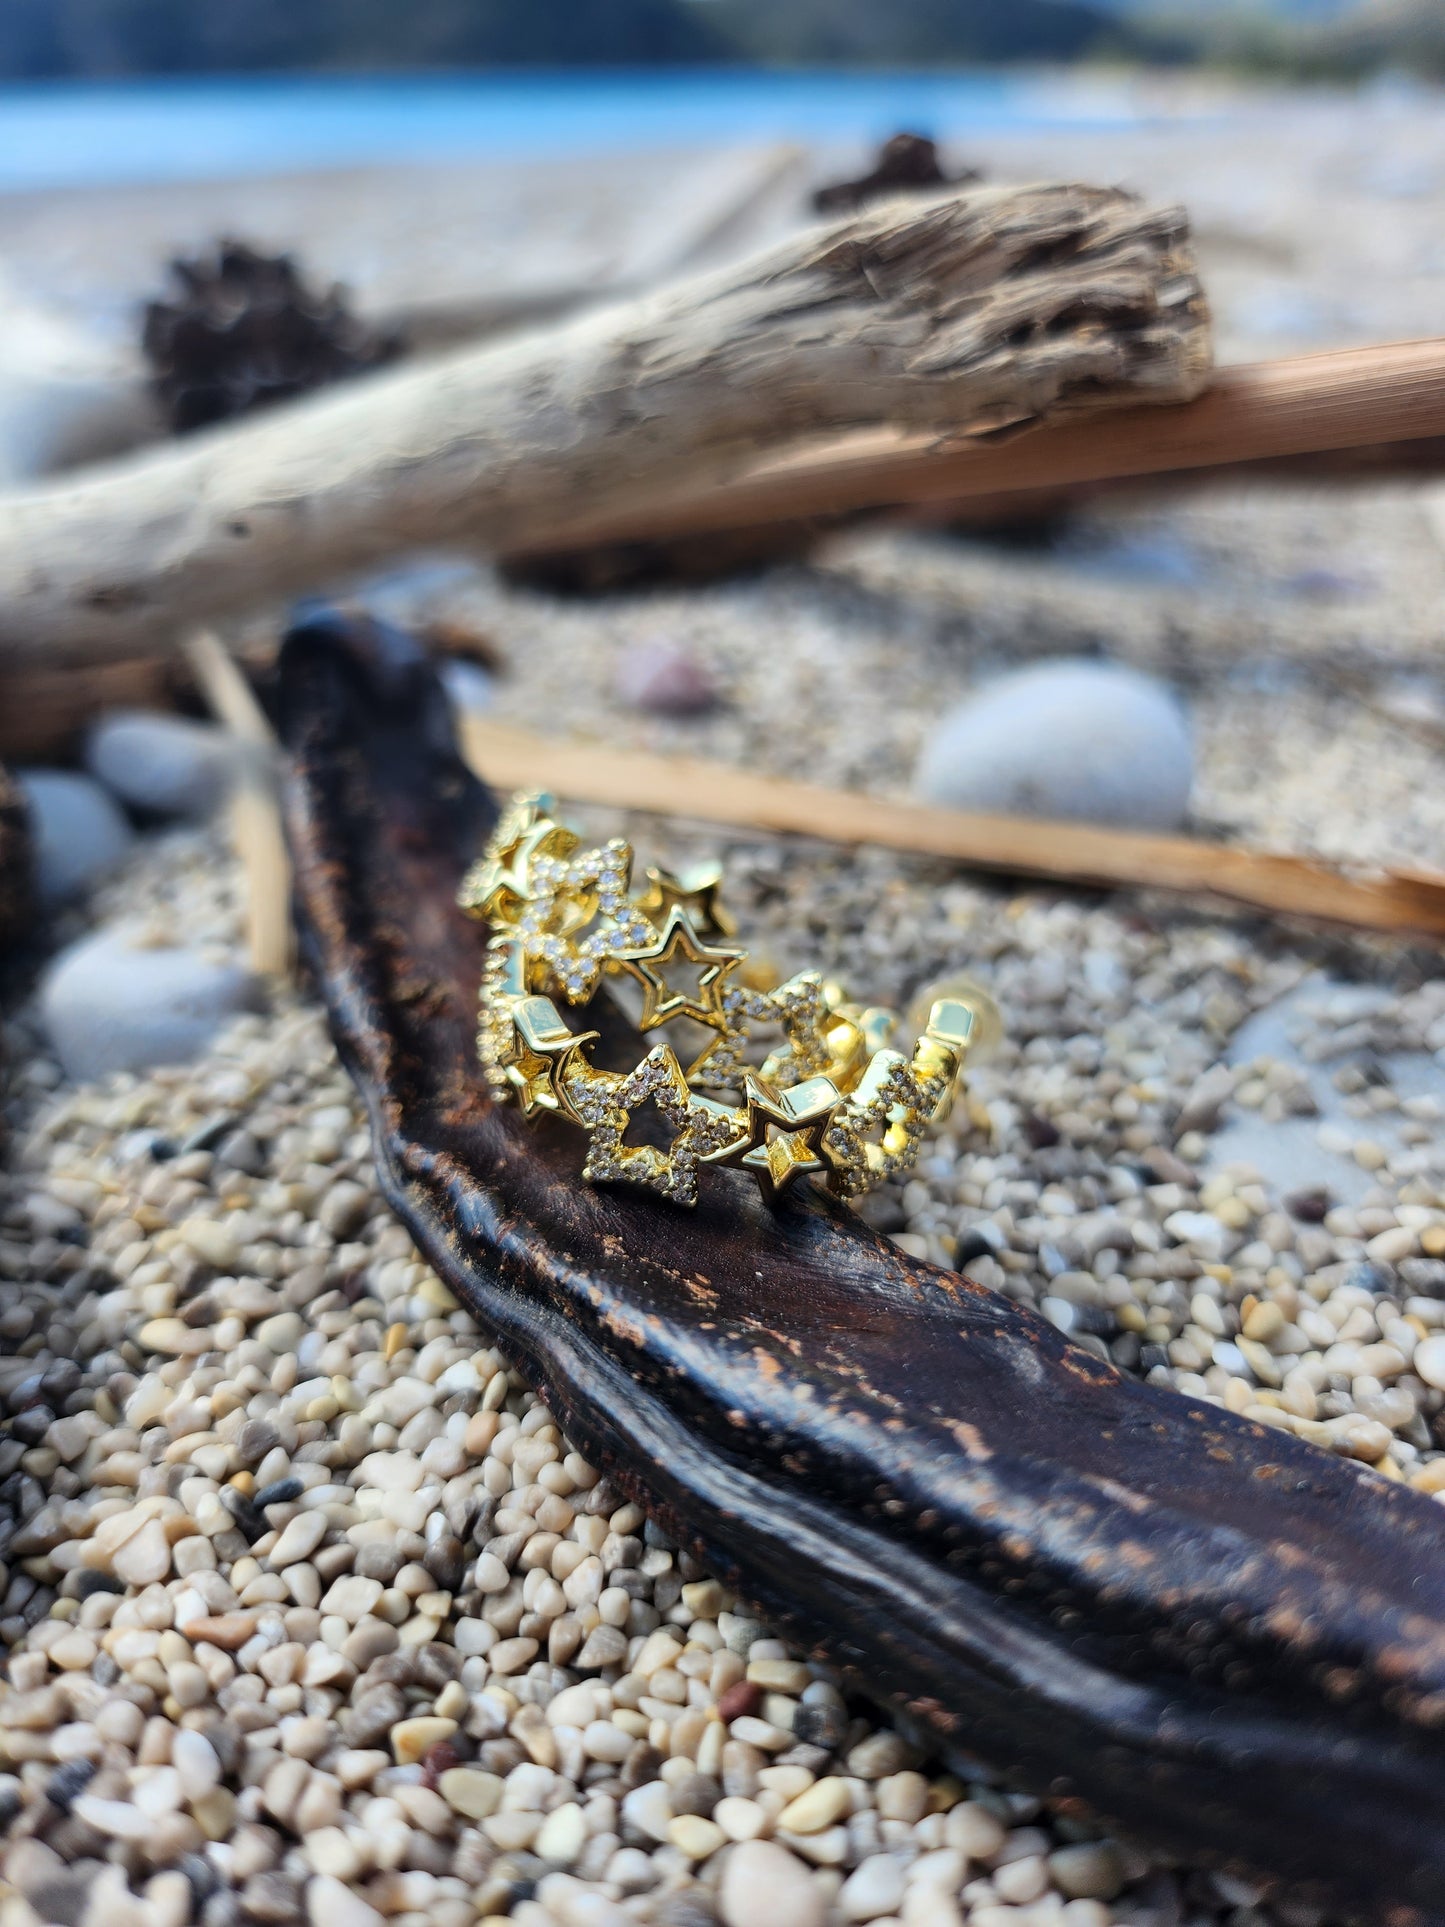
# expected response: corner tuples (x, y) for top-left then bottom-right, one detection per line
(143, 239), (403, 434)
(812, 133), (981, 214)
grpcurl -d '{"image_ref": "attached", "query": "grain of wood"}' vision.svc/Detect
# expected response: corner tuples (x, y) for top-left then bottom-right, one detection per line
(459, 717), (1445, 942)
(511, 335), (1445, 553)
(0, 185), (1207, 667)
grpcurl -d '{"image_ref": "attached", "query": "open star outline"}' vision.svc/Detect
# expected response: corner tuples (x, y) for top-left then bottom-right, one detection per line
(614, 906), (745, 1036)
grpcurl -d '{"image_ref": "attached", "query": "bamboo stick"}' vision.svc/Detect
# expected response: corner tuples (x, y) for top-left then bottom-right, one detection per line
(458, 717), (1445, 942)
(507, 336), (1445, 555)
(184, 631), (294, 979)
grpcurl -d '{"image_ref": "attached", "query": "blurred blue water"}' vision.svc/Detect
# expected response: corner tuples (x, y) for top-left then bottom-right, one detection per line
(0, 69), (1159, 192)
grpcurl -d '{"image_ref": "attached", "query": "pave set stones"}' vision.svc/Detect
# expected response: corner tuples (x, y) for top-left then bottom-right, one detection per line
(822, 1051), (956, 1201)
(698, 971), (837, 1095)
(518, 841), (655, 1004)
(462, 794), (980, 1207)
(564, 1044), (749, 1207)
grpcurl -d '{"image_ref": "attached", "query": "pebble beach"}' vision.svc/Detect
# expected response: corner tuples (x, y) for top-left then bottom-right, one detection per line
(3, 77), (1445, 1927)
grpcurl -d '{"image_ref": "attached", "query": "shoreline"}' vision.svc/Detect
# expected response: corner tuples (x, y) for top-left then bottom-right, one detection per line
(0, 67), (1377, 198)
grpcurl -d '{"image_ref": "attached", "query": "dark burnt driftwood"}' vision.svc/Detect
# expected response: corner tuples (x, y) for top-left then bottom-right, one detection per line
(0, 765), (33, 956)
(278, 609), (1445, 1927)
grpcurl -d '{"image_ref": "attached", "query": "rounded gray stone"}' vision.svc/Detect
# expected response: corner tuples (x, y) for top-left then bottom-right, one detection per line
(40, 922), (262, 1081)
(86, 709), (237, 818)
(914, 659), (1193, 829)
(17, 769), (134, 907)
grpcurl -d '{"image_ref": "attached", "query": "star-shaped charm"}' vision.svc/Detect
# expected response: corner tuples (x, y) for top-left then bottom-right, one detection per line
(819, 1048), (947, 1199)
(569, 1043), (748, 1205)
(635, 862), (737, 939)
(459, 794), (574, 924)
(503, 996), (599, 1118)
(614, 907), (744, 1036)
(732, 1072), (842, 1200)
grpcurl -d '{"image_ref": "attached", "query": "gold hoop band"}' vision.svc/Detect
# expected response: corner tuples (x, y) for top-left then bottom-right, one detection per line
(460, 793), (992, 1208)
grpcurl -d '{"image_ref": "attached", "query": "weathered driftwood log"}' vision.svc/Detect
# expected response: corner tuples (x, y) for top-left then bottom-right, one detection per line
(279, 609), (1445, 1927)
(0, 185), (1207, 669)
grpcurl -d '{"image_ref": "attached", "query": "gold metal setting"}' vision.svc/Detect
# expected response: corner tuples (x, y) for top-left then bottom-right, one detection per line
(614, 906), (745, 1037)
(462, 793), (996, 1208)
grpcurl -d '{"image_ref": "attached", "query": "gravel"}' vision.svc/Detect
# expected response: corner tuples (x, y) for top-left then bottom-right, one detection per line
(3, 692), (1444, 1927)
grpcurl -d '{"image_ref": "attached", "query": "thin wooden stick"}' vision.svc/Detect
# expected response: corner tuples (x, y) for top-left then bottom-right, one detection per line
(508, 336), (1445, 554)
(184, 630), (294, 979)
(458, 717), (1445, 942)
(184, 629), (274, 749)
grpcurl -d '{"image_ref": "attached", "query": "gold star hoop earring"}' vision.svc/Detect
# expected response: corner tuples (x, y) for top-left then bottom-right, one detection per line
(461, 793), (1001, 1209)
